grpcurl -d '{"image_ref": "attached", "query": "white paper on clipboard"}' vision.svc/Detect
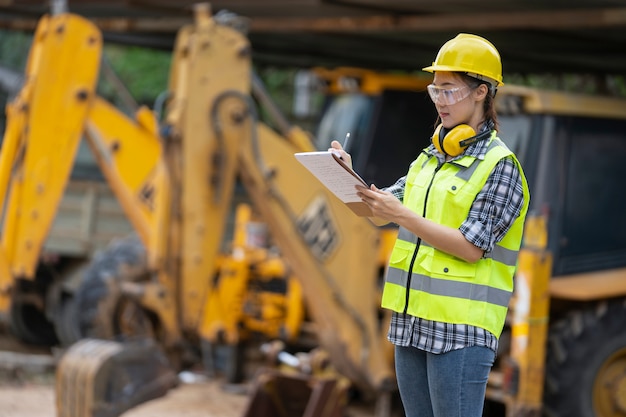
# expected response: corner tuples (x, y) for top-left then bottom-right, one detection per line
(294, 151), (372, 216)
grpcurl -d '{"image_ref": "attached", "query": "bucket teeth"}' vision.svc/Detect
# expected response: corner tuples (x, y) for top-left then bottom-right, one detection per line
(56, 338), (178, 417)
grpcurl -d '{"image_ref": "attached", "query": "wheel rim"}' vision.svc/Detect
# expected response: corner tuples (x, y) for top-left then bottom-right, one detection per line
(593, 346), (626, 416)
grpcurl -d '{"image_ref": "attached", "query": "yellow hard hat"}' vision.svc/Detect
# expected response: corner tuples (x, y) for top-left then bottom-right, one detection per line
(422, 33), (503, 86)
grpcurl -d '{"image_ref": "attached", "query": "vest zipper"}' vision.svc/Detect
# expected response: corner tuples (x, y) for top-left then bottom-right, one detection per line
(403, 159), (445, 314)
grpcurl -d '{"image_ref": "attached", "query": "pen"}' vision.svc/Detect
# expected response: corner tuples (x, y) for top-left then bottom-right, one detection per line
(343, 133), (351, 151)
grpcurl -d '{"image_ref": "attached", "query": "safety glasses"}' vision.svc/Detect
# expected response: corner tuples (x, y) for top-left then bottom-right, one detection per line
(426, 84), (471, 106)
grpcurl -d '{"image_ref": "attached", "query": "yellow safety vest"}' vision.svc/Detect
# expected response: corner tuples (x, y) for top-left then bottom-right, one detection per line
(381, 134), (530, 338)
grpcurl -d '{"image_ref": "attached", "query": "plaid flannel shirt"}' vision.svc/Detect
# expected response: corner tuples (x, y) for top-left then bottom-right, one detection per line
(384, 134), (525, 354)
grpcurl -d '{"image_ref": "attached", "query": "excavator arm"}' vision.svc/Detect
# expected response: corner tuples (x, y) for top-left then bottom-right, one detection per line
(0, 14), (102, 308)
(0, 12), (175, 328)
(169, 7), (394, 392)
(162, 5), (394, 392)
(237, 119), (394, 393)
(0, 13), (182, 417)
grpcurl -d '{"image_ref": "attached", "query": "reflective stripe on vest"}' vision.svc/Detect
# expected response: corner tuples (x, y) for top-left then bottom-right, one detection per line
(385, 267), (512, 307)
(381, 134), (530, 338)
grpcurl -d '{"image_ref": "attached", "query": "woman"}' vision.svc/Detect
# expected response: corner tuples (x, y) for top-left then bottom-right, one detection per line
(331, 34), (530, 417)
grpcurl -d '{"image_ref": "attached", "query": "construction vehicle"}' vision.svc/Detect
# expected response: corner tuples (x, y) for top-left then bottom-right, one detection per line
(305, 68), (626, 417)
(2, 5), (626, 417)
(1, 6), (397, 417)
(490, 85), (626, 417)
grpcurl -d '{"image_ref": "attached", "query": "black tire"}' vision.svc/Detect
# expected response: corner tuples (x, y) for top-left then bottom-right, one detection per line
(54, 295), (82, 346)
(74, 234), (152, 341)
(543, 299), (626, 417)
(9, 298), (58, 346)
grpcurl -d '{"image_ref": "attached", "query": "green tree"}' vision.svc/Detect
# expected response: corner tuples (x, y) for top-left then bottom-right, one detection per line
(100, 44), (171, 107)
(0, 29), (32, 73)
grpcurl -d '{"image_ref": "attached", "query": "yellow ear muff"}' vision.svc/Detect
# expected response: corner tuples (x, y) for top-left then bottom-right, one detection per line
(431, 124), (480, 157)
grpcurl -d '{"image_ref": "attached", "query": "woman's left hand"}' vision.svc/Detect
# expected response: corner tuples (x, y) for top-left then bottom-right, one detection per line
(356, 184), (406, 222)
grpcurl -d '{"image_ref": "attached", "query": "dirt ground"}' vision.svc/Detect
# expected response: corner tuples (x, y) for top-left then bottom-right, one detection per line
(0, 333), (380, 417)
(0, 361), (380, 417)
(0, 332), (249, 417)
(0, 378), (249, 417)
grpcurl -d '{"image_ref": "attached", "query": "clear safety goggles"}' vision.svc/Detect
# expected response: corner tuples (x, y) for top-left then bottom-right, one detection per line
(426, 84), (471, 106)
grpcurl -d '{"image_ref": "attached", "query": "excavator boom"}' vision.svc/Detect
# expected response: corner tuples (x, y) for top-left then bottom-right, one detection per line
(0, 14), (101, 284)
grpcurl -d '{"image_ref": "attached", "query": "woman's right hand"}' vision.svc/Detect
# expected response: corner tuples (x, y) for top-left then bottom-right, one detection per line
(329, 140), (353, 169)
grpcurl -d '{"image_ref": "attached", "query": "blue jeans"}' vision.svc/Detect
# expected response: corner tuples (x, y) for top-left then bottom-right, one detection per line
(394, 345), (495, 417)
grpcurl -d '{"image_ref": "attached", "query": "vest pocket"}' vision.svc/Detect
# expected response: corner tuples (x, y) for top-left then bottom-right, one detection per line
(386, 245), (413, 289)
(389, 244), (411, 268)
(418, 252), (477, 281)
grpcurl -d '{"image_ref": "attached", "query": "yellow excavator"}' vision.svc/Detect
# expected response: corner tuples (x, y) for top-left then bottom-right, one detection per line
(1, 5), (396, 416)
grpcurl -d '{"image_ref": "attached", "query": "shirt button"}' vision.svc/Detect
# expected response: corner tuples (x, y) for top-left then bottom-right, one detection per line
(443, 267), (449, 273)
(451, 185), (457, 190)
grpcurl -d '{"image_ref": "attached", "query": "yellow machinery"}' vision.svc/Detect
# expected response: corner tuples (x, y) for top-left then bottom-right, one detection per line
(3, 4), (626, 417)
(0, 5), (396, 416)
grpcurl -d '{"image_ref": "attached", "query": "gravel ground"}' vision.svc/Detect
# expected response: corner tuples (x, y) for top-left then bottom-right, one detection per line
(0, 333), (249, 417)
(0, 378), (250, 417)
(0, 361), (381, 417)
(0, 332), (383, 417)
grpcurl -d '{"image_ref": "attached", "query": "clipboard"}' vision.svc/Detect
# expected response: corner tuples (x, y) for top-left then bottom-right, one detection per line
(294, 151), (372, 216)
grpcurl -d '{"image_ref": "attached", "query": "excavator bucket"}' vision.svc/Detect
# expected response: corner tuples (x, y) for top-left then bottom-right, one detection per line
(56, 338), (179, 417)
(242, 369), (347, 417)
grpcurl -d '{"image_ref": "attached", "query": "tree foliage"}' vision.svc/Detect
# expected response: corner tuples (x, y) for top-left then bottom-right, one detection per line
(0, 29), (31, 73)
(99, 44), (171, 106)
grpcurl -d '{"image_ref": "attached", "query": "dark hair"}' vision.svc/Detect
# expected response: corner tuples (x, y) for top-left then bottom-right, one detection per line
(431, 72), (499, 132)
(460, 73), (499, 131)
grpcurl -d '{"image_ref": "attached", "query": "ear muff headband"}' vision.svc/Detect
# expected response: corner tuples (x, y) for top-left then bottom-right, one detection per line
(431, 123), (492, 156)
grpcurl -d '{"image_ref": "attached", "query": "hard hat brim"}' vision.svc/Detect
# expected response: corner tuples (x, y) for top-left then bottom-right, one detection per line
(422, 64), (504, 86)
